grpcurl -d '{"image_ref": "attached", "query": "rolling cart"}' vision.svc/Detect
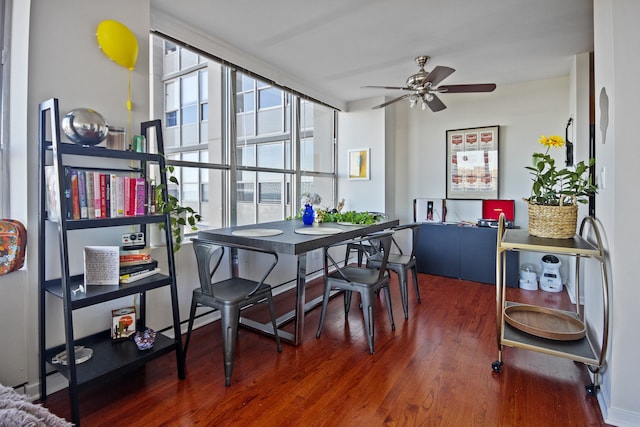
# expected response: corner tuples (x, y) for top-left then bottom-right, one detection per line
(492, 214), (609, 395)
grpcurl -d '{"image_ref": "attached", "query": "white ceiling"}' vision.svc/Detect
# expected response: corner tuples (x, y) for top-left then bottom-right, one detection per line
(151, 0), (593, 110)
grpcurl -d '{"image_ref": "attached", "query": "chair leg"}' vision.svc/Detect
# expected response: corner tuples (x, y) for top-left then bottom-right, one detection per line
(267, 294), (282, 352)
(397, 269), (409, 319)
(344, 290), (353, 314)
(316, 281), (333, 338)
(382, 284), (396, 331)
(183, 299), (198, 359)
(411, 265), (421, 303)
(360, 289), (376, 354)
(220, 305), (240, 387)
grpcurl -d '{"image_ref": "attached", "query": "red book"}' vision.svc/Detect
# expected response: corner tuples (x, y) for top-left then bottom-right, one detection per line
(126, 177), (137, 217)
(70, 169), (80, 220)
(99, 174), (107, 218)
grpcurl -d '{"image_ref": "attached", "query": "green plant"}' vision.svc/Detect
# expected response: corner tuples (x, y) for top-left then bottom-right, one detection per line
(525, 134), (596, 206)
(155, 164), (202, 252)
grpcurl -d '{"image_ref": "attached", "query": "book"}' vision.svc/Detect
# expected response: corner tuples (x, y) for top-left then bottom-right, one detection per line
(119, 259), (158, 275)
(115, 175), (125, 216)
(83, 246), (120, 286)
(85, 171), (95, 219)
(119, 258), (155, 267)
(77, 170), (88, 219)
(70, 169), (80, 220)
(119, 247), (152, 256)
(124, 176), (133, 216)
(110, 173), (117, 218)
(93, 171), (102, 218)
(105, 174), (111, 217)
(119, 267), (161, 284)
(134, 177), (146, 216)
(119, 253), (152, 263)
(99, 173), (107, 218)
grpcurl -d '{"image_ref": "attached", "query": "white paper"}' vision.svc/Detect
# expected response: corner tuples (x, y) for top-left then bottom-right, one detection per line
(84, 246), (120, 286)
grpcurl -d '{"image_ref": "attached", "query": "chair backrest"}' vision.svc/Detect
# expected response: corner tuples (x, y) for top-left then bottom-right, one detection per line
(365, 231), (393, 280)
(392, 222), (420, 258)
(325, 230), (394, 282)
(192, 239), (225, 297)
(191, 238), (280, 298)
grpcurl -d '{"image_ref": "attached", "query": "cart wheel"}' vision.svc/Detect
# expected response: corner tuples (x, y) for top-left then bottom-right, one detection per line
(585, 383), (600, 396)
(491, 360), (503, 373)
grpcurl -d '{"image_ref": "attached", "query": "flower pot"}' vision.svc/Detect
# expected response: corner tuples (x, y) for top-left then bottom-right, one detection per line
(528, 196), (577, 239)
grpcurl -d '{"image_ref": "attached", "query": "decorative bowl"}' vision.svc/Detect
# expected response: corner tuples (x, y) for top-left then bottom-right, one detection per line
(134, 328), (156, 350)
(61, 108), (108, 146)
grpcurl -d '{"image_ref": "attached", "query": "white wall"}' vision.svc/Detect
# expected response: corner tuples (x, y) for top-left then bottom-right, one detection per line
(7, 0), (152, 394)
(338, 97), (387, 214)
(593, 0), (640, 425)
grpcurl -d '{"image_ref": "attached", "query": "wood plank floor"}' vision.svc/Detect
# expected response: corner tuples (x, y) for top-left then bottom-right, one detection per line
(41, 273), (609, 426)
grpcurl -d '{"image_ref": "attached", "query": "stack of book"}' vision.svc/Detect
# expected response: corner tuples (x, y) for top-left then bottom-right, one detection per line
(119, 247), (159, 283)
(45, 166), (156, 221)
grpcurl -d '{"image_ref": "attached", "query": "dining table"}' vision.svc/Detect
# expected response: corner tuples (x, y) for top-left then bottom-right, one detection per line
(196, 217), (399, 345)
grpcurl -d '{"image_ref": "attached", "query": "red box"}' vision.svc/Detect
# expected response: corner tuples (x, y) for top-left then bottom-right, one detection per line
(482, 199), (514, 221)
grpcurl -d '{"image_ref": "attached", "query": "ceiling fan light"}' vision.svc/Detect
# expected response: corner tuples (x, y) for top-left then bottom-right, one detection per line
(424, 93), (434, 102)
(421, 100), (428, 110)
(409, 97), (418, 108)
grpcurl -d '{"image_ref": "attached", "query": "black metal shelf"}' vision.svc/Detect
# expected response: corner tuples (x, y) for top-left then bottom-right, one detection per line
(44, 329), (176, 386)
(38, 98), (184, 426)
(44, 274), (171, 309)
(55, 214), (168, 230)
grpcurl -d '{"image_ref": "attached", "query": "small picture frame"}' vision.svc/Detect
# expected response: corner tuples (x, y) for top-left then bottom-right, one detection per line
(348, 148), (370, 180)
(446, 126), (499, 200)
(112, 306), (137, 341)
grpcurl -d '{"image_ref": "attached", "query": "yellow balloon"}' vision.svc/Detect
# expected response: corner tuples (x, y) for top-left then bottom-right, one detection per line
(96, 20), (138, 70)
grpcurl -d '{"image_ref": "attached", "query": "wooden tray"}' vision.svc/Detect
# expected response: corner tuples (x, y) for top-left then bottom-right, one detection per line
(504, 304), (585, 341)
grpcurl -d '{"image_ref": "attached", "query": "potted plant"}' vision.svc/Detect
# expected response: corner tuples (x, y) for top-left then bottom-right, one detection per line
(525, 134), (596, 238)
(154, 164), (202, 252)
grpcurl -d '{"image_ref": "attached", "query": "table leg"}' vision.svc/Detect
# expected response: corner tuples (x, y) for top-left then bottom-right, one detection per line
(293, 253), (307, 346)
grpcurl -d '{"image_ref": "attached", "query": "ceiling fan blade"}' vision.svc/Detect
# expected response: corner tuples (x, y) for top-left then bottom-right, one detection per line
(422, 66), (455, 86)
(362, 85), (413, 91)
(426, 94), (447, 112)
(372, 94), (412, 109)
(437, 83), (497, 93)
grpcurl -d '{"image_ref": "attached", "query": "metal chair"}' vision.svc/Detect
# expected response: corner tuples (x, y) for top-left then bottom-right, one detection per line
(366, 223), (421, 319)
(316, 231), (395, 354)
(343, 212), (387, 267)
(184, 239), (282, 386)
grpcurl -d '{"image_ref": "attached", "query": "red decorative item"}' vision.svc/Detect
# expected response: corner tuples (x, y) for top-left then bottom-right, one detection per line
(482, 199), (515, 221)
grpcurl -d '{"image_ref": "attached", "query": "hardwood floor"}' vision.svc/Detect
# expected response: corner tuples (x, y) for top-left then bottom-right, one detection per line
(41, 273), (609, 426)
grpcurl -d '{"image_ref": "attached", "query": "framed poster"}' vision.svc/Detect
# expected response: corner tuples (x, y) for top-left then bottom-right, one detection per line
(348, 148), (370, 180)
(446, 125), (499, 200)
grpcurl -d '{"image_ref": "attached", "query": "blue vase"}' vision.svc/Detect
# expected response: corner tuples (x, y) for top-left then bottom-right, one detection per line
(302, 204), (315, 225)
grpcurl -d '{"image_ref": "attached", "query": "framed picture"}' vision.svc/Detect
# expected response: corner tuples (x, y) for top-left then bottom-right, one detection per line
(348, 148), (370, 180)
(446, 126), (499, 200)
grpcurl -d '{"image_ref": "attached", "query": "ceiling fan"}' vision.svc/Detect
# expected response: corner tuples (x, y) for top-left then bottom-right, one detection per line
(363, 55), (496, 112)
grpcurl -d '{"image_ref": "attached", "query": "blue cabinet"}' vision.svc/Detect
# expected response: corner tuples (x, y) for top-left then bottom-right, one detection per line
(416, 223), (519, 287)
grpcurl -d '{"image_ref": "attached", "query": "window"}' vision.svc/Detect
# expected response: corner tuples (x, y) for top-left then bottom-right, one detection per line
(0, 0), (8, 215)
(151, 34), (337, 232)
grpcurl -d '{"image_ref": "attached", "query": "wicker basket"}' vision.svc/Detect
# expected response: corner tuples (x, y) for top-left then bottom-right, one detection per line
(528, 195), (577, 239)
